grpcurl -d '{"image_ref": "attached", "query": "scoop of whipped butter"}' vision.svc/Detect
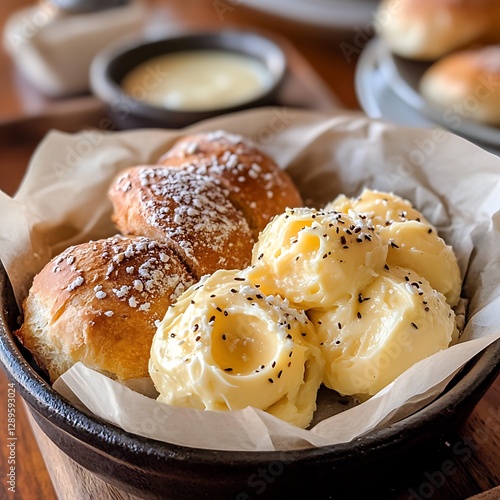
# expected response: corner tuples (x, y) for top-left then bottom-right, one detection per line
(325, 189), (430, 226)
(327, 189), (461, 306)
(246, 207), (388, 309)
(309, 267), (456, 397)
(380, 221), (462, 306)
(149, 269), (324, 429)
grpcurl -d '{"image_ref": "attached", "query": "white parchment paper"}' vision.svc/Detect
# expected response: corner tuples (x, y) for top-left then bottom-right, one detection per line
(1, 108), (499, 451)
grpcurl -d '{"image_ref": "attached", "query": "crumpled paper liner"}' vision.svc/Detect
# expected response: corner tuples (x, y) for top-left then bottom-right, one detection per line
(1, 108), (499, 451)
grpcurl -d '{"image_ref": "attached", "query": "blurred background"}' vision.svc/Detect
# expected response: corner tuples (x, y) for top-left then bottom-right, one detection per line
(0, 0), (365, 120)
(0, 1), (499, 499)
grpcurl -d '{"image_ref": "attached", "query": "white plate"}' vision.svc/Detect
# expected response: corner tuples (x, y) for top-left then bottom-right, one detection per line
(241, 0), (380, 31)
(355, 38), (500, 155)
(376, 39), (500, 148)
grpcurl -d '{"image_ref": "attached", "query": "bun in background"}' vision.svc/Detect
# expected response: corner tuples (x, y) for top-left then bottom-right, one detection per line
(376, 0), (500, 60)
(420, 45), (500, 126)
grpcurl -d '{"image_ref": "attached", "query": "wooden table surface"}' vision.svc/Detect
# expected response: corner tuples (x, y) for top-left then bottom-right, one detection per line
(0, 1), (498, 499)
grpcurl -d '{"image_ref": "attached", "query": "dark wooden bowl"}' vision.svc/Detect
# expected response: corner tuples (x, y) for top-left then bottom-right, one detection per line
(0, 261), (498, 498)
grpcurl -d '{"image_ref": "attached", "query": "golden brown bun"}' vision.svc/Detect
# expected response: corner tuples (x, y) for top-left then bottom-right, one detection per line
(420, 45), (500, 126)
(15, 235), (195, 382)
(108, 165), (255, 279)
(158, 131), (303, 236)
(19, 131), (302, 384)
(377, 0), (500, 60)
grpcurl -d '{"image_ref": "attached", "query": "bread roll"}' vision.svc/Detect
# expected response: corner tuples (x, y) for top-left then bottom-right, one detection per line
(158, 131), (303, 236)
(109, 165), (255, 279)
(15, 235), (195, 382)
(19, 131), (304, 387)
(376, 0), (500, 60)
(420, 45), (500, 126)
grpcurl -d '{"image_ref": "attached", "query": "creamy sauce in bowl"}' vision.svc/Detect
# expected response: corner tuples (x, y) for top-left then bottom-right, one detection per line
(121, 50), (273, 111)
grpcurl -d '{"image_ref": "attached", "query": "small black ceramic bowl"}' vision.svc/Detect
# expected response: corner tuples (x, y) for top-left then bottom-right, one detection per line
(0, 261), (499, 499)
(90, 31), (287, 129)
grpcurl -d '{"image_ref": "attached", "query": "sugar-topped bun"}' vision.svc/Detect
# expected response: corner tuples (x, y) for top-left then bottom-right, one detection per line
(19, 131), (305, 391)
(158, 131), (303, 236)
(376, 0), (500, 60)
(109, 165), (255, 279)
(15, 236), (195, 383)
(149, 269), (323, 429)
(246, 207), (388, 309)
(309, 267), (456, 397)
(420, 45), (500, 126)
